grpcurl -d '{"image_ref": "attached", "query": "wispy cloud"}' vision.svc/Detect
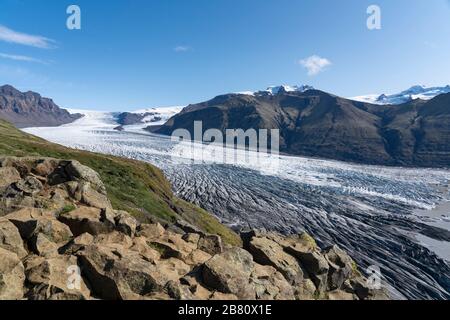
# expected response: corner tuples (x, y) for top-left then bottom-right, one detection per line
(0, 52), (48, 64)
(174, 45), (192, 52)
(0, 24), (56, 49)
(298, 55), (331, 76)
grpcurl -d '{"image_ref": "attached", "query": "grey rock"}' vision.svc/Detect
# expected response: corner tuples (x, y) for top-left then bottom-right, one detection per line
(59, 206), (115, 237)
(0, 219), (28, 258)
(197, 234), (223, 255)
(0, 247), (25, 299)
(0, 167), (21, 188)
(247, 236), (303, 285)
(202, 247), (256, 299)
(324, 245), (354, 290)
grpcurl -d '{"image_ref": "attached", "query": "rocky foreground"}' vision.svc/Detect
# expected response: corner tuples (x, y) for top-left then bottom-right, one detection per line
(0, 156), (388, 300)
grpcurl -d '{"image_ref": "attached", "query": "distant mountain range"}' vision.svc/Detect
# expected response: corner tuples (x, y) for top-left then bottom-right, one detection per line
(351, 85), (450, 105)
(0, 85), (82, 128)
(156, 86), (450, 167)
(1, 84), (450, 167)
(115, 107), (182, 128)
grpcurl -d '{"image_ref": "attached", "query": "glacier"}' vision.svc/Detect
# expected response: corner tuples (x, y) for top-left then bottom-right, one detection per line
(23, 112), (450, 300)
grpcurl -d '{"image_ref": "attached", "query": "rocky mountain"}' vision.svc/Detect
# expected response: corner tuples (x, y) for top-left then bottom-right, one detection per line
(0, 156), (388, 300)
(351, 85), (450, 105)
(0, 85), (82, 128)
(116, 107), (183, 126)
(155, 89), (450, 167)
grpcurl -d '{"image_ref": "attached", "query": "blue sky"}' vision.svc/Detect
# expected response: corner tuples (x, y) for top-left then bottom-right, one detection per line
(0, 0), (449, 111)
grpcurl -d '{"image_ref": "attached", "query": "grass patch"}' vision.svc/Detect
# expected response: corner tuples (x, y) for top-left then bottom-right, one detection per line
(148, 242), (170, 256)
(298, 232), (317, 249)
(0, 119), (240, 245)
(60, 204), (76, 215)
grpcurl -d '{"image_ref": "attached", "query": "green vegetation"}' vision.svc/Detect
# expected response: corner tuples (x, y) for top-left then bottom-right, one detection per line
(148, 242), (170, 256)
(298, 232), (317, 249)
(351, 259), (361, 277)
(60, 204), (76, 215)
(0, 119), (241, 245)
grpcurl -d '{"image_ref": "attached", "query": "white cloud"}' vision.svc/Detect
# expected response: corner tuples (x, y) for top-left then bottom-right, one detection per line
(298, 55), (331, 76)
(0, 25), (56, 49)
(0, 52), (48, 64)
(174, 45), (192, 52)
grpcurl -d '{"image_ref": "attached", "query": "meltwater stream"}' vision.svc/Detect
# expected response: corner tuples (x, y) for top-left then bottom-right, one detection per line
(24, 115), (450, 300)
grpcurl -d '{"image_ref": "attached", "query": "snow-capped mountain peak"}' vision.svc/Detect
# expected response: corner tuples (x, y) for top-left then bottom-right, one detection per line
(237, 84), (314, 96)
(351, 85), (450, 105)
(265, 85), (314, 95)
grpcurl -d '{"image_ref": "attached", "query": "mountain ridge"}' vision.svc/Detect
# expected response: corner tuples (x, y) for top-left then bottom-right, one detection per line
(351, 85), (450, 105)
(0, 85), (82, 128)
(155, 89), (450, 167)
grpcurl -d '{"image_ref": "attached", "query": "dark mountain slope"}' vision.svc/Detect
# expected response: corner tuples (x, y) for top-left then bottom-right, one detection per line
(0, 85), (82, 128)
(155, 90), (450, 167)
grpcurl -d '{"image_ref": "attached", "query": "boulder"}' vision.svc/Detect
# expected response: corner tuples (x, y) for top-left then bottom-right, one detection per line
(0, 167), (21, 188)
(324, 245), (354, 290)
(33, 218), (73, 243)
(65, 161), (106, 195)
(59, 232), (94, 255)
(251, 264), (295, 300)
(73, 232), (94, 246)
(180, 275), (213, 300)
(76, 244), (173, 299)
(285, 245), (329, 293)
(182, 233), (200, 245)
(0, 157), (30, 177)
(49, 188), (70, 210)
(175, 220), (204, 235)
(136, 223), (165, 240)
(349, 277), (390, 300)
(149, 240), (190, 260)
(149, 232), (196, 262)
(59, 206), (115, 237)
(5, 208), (72, 243)
(198, 234), (223, 255)
(295, 278), (317, 300)
(0, 247), (25, 299)
(115, 211), (138, 236)
(202, 248), (256, 299)
(129, 236), (160, 263)
(32, 158), (59, 177)
(184, 249), (212, 266)
(247, 236), (303, 285)
(0, 219), (27, 258)
(30, 233), (59, 258)
(79, 182), (112, 209)
(157, 258), (191, 282)
(93, 231), (134, 250)
(164, 280), (195, 300)
(25, 254), (90, 300)
(14, 176), (43, 196)
(5, 208), (52, 238)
